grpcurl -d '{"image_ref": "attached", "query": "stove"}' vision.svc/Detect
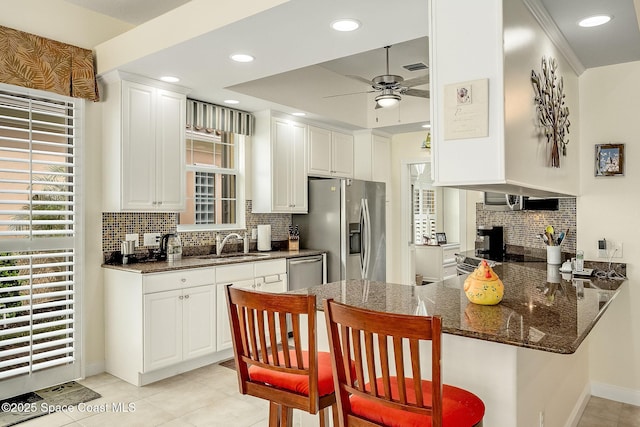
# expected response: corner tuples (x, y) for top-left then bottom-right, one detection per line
(455, 250), (545, 275)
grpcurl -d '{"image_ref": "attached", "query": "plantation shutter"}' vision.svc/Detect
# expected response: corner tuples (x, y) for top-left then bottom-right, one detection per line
(0, 88), (78, 381)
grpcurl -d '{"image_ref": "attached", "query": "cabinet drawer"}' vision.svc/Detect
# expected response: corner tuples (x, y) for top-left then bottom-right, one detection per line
(216, 263), (255, 283)
(255, 274), (287, 293)
(442, 245), (460, 264)
(254, 259), (286, 276)
(442, 264), (458, 280)
(143, 268), (214, 294)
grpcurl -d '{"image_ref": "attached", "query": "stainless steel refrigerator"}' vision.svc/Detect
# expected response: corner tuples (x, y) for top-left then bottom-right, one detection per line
(293, 178), (386, 283)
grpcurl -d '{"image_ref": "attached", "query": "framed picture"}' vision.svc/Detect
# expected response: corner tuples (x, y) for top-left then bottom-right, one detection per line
(595, 143), (625, 177)
(435, 232), (447, 245)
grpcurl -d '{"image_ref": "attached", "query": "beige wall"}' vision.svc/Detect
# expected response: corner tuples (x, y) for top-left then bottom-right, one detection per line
(579, 61), (640, 404)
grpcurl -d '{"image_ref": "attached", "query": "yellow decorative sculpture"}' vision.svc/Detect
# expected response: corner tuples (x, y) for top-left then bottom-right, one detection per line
(464, 260), (504, 305)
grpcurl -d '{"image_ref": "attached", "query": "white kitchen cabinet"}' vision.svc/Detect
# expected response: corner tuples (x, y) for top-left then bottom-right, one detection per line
(415, 243), (460, 283)
(104, 267), (220, 386)
(101, 71), (189, 211)
(216, 259), (287, 351)
(308, 125), (354, 178)
(353, 130), (391, 184)
(143, 289), (182, 372)
(252, 111), (307, 213)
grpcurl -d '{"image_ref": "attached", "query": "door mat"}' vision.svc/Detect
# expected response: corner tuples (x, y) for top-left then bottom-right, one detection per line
(219, 358), (236, 371)
(0, 381), (100, 426)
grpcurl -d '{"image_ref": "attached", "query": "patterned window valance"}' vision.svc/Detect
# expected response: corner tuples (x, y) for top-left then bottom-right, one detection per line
(0, 26), (99, 102)
(186, 99), (254, 136)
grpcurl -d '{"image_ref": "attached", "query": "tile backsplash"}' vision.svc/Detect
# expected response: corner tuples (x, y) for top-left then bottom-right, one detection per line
(475, 198), (577, 254)
(102, 200), (291, 257)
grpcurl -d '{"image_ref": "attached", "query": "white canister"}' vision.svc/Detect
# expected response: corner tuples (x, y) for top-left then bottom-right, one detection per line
(547, 246), (561, 265)
(257, 224), (272, 251)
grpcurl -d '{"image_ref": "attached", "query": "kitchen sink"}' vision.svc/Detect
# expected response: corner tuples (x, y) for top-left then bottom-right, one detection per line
(197, 253), (270, 260)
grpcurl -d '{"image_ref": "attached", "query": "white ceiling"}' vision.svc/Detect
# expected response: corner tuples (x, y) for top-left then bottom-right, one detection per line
(64, 0), (640, 135)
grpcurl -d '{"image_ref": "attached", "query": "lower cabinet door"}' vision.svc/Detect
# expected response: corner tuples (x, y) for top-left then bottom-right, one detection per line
(183, 285), (216, 360)
(216, 279), (256, 351)
(144, 289), (183, 372)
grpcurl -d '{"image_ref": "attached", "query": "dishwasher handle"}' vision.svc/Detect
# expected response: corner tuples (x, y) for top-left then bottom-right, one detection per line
(288, 258), (321, 265)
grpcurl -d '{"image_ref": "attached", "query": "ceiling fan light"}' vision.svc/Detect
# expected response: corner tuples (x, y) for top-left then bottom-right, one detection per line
(375, 93), (400, 108)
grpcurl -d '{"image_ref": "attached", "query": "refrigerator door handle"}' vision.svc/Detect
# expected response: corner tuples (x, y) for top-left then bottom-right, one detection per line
(363, 198), (372, 278)
(359, 198), (366, 279)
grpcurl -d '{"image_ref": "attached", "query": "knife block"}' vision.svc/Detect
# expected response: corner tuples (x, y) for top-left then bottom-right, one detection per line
(288, 238), (299, 252)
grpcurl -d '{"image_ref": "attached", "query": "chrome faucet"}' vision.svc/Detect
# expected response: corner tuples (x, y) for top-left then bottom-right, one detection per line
(216, 233), (243, 256)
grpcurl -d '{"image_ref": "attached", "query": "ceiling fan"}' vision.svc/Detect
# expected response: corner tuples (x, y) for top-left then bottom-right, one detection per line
(326, 45), (430, 109)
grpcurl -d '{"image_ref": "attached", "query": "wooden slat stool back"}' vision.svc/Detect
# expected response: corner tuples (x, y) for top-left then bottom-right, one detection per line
(323, 298), (485, 427)
(226, 285), (338, 427)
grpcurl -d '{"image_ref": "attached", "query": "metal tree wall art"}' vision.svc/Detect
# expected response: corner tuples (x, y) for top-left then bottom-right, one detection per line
(531, 57), (570, 168)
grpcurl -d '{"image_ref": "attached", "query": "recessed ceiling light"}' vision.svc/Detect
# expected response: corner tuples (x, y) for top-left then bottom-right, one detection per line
(292, 112), (306, 116)
(230, 53), (254, 63)
(578, 15), (612, 28)
(331, 19), (361, 32)
(422, 123), (431, 129)
(160, 76), (180, 83)
(224, 99), (240, 105)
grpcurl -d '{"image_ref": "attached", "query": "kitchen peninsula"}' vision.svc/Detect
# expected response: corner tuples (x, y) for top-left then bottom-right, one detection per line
(294, 262), (626, 426)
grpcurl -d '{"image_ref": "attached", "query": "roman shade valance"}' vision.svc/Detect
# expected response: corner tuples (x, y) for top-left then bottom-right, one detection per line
(186, 99), (254, 136)
(0, 26), (99, 102)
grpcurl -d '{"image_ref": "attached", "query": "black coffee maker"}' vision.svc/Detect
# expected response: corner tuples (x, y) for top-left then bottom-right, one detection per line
(476, 226), (504, 260)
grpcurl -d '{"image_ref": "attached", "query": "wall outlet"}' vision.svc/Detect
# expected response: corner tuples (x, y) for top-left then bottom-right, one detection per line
(597, 239), (623, 258)
(125, 233), (139, 247)
(143, 233), (161, 247)
(611, 242), (623, 258)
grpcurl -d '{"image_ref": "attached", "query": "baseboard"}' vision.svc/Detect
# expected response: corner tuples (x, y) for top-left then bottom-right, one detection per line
(83, 360), (106, 378)
(591, 381), (640, 406)
(564, 383), (591, 427)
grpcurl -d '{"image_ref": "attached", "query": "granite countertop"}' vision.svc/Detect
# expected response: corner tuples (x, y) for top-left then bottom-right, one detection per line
(291, 261), (626, 354)
(101, 249), (324, 273)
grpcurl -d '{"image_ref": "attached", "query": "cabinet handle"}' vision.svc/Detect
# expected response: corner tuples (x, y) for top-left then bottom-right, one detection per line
(158, 201), (162, 205)
(179, 295), (184, 300)
(251, 284), (256, 289)
(184, 294), (190, 299)
(181, 278), (186, 283)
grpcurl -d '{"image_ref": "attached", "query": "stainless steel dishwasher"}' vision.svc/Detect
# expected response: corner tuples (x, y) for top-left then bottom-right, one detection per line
(286, 254), (326, 291)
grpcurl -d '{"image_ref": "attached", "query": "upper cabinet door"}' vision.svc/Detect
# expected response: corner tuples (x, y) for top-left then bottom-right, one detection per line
(271, 118), (294, 212)
(122, 81), (156, 210)
(155, 89), (186, 211)
(289, 122), (308, 212)
(308, 125), (332, 176)
(331, 131), (354, 178)
(308, 126), (354, 178)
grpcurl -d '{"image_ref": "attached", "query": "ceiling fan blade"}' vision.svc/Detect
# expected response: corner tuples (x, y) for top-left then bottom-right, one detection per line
(401, 75), (430, 87)
(404, 88), (430, 98)
(324, 90), (376, 99)
(346, 75), (374, 86)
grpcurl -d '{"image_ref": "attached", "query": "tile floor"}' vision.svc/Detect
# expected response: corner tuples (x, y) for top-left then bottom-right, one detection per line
(14, 363), (640, 427)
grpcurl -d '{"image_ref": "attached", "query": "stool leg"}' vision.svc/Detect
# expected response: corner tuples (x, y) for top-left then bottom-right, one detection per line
(269, 402), (279, 427)
(331, 403), (340, 427)
(281, 406), (293, 427)
(319, 407), (327, 427)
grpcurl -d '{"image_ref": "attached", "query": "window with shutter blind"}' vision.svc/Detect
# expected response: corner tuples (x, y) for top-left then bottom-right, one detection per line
(413, 186), (436, 244)
(0, 86), (81, 397)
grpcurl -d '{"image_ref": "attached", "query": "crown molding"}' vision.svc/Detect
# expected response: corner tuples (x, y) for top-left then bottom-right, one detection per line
(522, 0), (586, 75)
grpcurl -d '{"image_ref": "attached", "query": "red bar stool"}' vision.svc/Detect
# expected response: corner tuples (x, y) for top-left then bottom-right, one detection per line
(324, 298), (485, 427)
(225, 285), (338, 426)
